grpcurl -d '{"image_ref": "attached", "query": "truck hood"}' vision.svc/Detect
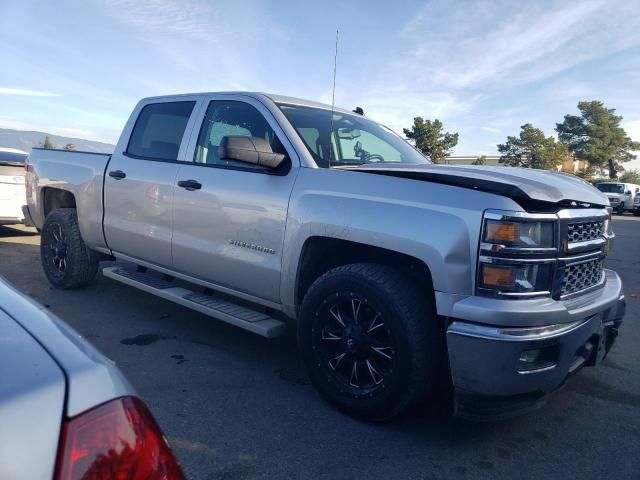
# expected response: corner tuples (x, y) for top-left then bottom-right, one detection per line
(353, 164), (609, 208)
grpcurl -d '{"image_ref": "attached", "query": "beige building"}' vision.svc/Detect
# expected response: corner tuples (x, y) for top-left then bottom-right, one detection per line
(444, 155), (589, 174)
(555, 156), (589, 174)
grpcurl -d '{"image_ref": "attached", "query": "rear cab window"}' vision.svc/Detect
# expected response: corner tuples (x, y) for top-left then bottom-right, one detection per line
(126, 101), (195, 161)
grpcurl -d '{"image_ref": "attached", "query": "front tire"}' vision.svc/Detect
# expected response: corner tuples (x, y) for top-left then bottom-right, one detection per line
(41, 208), (99, 289)
(298, 263), (442, 421)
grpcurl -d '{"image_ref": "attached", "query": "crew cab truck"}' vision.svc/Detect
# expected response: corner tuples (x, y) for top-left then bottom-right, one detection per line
(24, 92), (626, 421)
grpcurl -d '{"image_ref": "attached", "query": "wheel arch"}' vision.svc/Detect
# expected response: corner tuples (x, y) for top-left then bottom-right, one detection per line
(41, 187), (77, 219)
(294, 236), (436, 314)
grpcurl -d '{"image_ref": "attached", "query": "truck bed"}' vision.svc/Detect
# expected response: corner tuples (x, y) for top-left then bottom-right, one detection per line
(26, 148), (112, 248)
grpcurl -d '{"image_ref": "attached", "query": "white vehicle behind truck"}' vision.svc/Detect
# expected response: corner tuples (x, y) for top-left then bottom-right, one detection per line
(596, 181), (640, 215)
(23, 92), (626, 421)
(0, 147), (28, 225)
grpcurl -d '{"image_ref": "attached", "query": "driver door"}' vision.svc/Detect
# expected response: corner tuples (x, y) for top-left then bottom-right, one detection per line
(171, 96), (299, 303)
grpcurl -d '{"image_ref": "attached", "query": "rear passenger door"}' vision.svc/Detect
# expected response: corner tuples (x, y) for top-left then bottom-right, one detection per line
(103, 99), (198, 267)
(171, 95), (300, 303)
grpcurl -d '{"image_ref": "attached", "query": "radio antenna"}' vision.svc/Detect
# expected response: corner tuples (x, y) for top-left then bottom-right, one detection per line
(329, 29), (339, 168)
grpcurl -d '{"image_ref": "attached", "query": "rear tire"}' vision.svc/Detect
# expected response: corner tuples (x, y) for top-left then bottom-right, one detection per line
(298, 263), (442, 421)
(41, 208), (99, 289)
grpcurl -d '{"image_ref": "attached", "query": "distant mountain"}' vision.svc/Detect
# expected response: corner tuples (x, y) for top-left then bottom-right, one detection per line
(0, 128), (115, 154)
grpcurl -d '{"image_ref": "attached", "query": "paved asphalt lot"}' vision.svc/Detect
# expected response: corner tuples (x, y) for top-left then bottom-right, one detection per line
(1, 217), (639, 480)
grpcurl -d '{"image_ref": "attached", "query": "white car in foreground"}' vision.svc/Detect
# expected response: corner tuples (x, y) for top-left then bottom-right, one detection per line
(0, 147), (28, 225)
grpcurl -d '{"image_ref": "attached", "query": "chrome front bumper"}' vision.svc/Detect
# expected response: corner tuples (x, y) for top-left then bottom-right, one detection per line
(446, 269), (625, 420)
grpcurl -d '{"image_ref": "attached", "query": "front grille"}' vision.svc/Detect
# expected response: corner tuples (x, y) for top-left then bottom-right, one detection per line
(561, 259), (603, 296)
(567, 221), (604, 243)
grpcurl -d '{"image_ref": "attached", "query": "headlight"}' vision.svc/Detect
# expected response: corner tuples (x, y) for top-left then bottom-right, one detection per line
(483, 219), (555, 249)
(479, 213), (557, 297)
(479, 262), (554, 294)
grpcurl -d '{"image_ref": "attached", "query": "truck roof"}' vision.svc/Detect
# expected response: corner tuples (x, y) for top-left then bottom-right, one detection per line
(139, 92), (356, 116)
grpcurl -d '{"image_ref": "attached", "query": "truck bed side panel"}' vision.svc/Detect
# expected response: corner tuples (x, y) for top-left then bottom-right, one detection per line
(27, 148), (111, 249)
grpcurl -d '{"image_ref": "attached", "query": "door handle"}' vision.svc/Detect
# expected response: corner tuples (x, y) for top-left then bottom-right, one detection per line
(177, 179), (202, 191)
(108, 170), (126, 180)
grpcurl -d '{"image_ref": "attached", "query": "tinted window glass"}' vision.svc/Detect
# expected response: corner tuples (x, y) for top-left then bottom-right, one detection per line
(596, 183), (625, 194)
(127, 101), (195, 160)
(194, 100), (284, 170)
(278, 104), (430, 168)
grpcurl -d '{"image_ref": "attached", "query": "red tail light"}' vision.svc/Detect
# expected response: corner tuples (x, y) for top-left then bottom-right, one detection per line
(55, 397), (185, 480)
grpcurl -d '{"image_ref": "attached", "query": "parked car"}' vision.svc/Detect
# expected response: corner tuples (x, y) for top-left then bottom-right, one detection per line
(0, 147), (28, 225)
(595, 181), (640, 215)
(634, 192), (640, 216)
(24, 92), (626, 421)
(0, 275), (185, 479)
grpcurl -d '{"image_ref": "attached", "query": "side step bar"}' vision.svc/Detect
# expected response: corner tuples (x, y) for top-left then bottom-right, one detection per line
(102, 267), (286, 338)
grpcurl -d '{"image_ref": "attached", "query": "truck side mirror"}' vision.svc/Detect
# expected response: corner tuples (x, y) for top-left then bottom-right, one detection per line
(218, 136), (286, 169)
(625, 190), (632, 195)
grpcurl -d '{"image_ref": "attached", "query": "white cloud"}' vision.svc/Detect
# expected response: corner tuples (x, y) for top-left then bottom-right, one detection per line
(92, 0), (290, 92)
(396, 0), (640, 91)
(0, 87), (61, 97)
(480, 126), (500, 134)
(622, 120), (640, 171)
(624, 120), (640, 142)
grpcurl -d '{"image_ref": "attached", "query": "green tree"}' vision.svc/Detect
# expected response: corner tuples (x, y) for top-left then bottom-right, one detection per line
(403, 117), (459, 164)
(43, 135), (54, 149)
(471, 155), (487, 165)
(556, 101), (640, 178)
(619, 169), (640, 184)
(498, 124), (569, 170)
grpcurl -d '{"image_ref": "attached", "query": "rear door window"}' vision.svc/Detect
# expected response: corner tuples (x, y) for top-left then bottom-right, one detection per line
(127, 101), (195, 161)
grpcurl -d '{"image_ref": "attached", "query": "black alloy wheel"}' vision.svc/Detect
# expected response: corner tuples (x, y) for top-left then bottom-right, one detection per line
(299, 263), (442, 421)
(40, 208), (99, 289)
(313, 293), (396, 397)
(43, 221), (68, 278)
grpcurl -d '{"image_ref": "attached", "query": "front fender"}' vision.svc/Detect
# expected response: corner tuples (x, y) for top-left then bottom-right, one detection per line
(280, 168), (522, 316)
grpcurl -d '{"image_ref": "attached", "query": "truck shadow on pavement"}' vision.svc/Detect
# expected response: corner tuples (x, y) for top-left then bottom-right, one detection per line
(0, 225), (38, 238)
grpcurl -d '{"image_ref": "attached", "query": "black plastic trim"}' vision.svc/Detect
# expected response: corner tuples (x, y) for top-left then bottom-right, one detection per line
(31, 147), (111, 156)
(122, 151), (291, 176)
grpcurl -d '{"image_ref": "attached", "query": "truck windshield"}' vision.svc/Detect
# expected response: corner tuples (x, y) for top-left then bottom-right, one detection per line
(277, 104), (431, 168)
(596, 183), (625, 194)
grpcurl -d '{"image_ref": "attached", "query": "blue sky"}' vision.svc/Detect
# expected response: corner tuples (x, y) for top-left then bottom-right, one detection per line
(1, 0), (639, 167)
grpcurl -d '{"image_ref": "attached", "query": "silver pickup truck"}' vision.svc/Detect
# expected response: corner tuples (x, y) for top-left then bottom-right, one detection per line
(23, 92), (626, 421)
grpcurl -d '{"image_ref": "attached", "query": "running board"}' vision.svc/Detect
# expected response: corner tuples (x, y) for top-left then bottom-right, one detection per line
(102, 267), (286, 338)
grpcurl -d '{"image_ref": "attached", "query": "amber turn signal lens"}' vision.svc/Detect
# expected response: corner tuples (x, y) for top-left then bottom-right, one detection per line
(484, 221), (519, 244)
(481, 265), (514, 288)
